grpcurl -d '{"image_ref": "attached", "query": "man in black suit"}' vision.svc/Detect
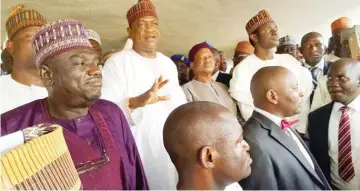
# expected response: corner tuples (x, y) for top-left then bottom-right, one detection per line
(308, 58), (360, 190)
(212, 48), (232, 87)
(239, 66), (331, 190)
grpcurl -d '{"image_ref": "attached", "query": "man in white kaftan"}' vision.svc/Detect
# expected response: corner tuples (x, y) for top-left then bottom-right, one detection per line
(229, 10), (313, 136)
(101, 0), (186, 189)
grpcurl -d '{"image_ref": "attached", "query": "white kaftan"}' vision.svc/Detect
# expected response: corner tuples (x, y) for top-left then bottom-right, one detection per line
(101, 49), (186, 189)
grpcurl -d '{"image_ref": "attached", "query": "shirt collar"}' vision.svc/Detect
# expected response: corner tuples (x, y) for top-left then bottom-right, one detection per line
(254, 108), (283, 127)
(212, 70), (220, 81)
(304, 58), (325, 70)
(333, 94), (360, 112)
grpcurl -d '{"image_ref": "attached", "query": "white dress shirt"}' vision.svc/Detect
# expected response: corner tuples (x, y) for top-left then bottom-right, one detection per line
(229, 54), (313, 134)
(328, 94), (360, 190)
(303, 59), (325, 80)
(255, 108), (315, 169)
(254, 108), (315, 169)
(0, 75), (48, 114)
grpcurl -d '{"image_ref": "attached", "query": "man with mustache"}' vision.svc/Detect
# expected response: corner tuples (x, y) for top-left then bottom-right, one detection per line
(300, 32), (330, 105)
(101, 0), (187, 189)
(308, 58), (360, 190)
(0, 5), (48, 114)
(229, 10), (313, 138)
(164, 102), (251, 190)
(240, 66), (331, 190)
(1, 19), (149, 190)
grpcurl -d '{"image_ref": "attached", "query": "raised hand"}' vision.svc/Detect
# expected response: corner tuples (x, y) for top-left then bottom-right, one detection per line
(129, 76), (169, 109)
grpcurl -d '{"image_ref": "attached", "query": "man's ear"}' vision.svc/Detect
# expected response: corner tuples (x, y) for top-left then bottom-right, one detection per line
(299, 46), (304, 55)
(249, 33), (258, 44)
(39, 64), (54, 86)
(190, 62), (195, 70)
(127, 27), (132, 39)
(6, 40), (14, 55)
(266, 89), (278, 105)
(198, 146), (216, 169)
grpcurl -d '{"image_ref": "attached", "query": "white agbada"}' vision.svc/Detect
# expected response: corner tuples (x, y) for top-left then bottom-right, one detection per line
(229, 54), (313, 134)
(0, 75), (48, 114)
(101, 49), (186, 190)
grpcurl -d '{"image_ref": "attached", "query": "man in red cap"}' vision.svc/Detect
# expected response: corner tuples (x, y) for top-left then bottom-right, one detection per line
(230, 41), (254, 74)
(229, 10), (313, 137)
(183, 42), (237, 116)
(101, 0), (187, 189)
(324, 17), (353, 63)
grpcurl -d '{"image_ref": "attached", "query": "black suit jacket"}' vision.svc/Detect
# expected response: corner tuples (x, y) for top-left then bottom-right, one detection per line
(308, 102), (335, 187)
(215, 72), (231, 87)
(239, 111), (331, 190)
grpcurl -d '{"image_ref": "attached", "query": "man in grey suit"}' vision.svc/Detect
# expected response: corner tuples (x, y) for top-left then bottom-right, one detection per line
(239, 66), (331, 190)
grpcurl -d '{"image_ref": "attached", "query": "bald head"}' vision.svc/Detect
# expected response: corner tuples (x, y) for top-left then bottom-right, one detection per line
(327, 58), (360, 105)
(164, 102), (238, 164)
(163, 102), (251, 189)
(251, 66), (303, 117)
(251, 66), (290, 104)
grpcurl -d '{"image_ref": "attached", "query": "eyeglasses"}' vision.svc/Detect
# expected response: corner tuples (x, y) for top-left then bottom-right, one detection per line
(75, 149), (110, 175)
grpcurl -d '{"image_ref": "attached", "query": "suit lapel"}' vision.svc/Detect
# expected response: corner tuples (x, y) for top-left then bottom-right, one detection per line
(290, 128), (331, 189)
(252, 112), (325, 188)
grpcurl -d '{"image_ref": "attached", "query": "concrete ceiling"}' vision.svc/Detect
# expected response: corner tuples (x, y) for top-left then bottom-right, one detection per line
(1, 0), (360, 58)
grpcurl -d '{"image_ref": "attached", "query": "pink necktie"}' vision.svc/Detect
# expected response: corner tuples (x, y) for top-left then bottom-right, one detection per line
(338, 106), (355, 182)
(281, 119), (299, 131)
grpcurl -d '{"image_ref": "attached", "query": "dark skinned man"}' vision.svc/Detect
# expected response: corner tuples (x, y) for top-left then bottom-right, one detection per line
(300, 32), (330, 105)
(212, 48), (232, 87)
(171, 54), (189, 85)
(324, 17), (352, 62)
(0, 5), (48, 114)
(311, 25), (358, 111)
(164, 102), (251, 190)
(101, 0), (187, 189)
(240, 66), (331, 190)
(229, 10), (313, 137)
(309, 58), (360, 190)
(230, 41), (254, 74)
(1, 48), (13, 75)
(1, 19), (149, 190)
(276, 35), (297, 58)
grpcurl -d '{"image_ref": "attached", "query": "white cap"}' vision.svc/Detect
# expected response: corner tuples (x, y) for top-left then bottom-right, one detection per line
(86, 29), (101, 45)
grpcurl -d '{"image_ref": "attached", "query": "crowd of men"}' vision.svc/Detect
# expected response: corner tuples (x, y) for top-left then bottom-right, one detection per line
(0, 0), (359, 190)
